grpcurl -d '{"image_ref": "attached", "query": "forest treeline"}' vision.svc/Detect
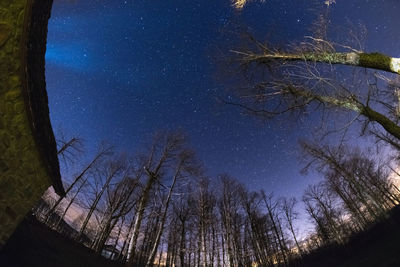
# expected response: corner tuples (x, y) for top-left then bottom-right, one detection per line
(31, 130), (400, 267)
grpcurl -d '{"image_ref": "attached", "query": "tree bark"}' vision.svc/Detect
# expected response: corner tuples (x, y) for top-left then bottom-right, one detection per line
(235, 50), (400, 75)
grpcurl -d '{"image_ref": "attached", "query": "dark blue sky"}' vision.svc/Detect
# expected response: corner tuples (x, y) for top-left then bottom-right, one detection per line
(46, 0), (400, 203)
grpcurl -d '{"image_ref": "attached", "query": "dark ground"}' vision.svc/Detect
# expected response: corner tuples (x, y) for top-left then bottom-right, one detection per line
(289, 205), (400, 267)
(0, 215), (123, 267)
(2, 209), (400, 267)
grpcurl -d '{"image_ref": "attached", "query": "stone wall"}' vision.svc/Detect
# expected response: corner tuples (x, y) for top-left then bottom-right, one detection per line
(0, 0), (60, 246)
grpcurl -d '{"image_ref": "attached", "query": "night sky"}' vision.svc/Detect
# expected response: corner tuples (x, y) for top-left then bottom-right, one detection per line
(45, 0), (400, 203)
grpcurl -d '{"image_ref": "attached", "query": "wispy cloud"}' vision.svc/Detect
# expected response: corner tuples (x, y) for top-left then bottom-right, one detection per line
(46, 42), (93, 71)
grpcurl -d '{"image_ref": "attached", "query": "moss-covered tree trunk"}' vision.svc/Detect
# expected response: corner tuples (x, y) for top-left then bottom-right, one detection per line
(239, 51), (400, 75)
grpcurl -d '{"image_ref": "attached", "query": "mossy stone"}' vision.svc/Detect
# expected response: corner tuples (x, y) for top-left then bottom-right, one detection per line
(9, 75), (20, 90)
(0, 23), (11, 47)
(0, 159), (8, 173)
(0, 0), (62, 247)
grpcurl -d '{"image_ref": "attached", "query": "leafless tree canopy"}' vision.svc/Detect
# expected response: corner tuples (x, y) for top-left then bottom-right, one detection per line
(32, 132), (400, 267)
(223, 14), (400, 144)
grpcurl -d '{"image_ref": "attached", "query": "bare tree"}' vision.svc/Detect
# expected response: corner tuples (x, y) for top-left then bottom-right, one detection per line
(77, 156), (126, 240)
(261, 191), (289, 267)
(282, 197), (303, 257)
(303, 183), (343, 244)
(146, 149), (200, 266)
(218, 175), (245, 267)
(125, 132), (187, 266)
(55, 177), (88, 229)
(93, 171), (140, 253)
(169, 185), (195, 267)
(54, 129), (84, 168)
(57, 136), (84, 162)
(238, 187), (273, 266)
(302, 142), (400, 228)
(225, 17), (400, 142)
(231, 44), (400, 75)
(44, 143), (112, 224)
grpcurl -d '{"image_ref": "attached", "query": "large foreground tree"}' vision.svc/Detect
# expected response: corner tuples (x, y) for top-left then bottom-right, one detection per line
(226, 14), (400, 142)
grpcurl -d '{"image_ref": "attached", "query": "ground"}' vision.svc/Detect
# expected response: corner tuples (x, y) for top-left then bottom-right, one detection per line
(0, 215), (123, 267)
(2, 209), (400, 266)
(290, 205), (400, 267)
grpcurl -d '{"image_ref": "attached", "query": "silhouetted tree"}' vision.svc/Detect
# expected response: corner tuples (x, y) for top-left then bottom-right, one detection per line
(125, 132), (188, 266)
(78, 156), (126, 240)
(93, 171), (140, 253)
(282, 197), (303, 257)
(302, 142), (399, 225)
(303, 183), (343, 244)
(44, 143), (112, 224)
(146, 149), (201, 266)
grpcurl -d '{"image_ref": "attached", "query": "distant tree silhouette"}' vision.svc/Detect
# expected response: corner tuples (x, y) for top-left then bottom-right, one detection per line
(32, 131), (400, 267)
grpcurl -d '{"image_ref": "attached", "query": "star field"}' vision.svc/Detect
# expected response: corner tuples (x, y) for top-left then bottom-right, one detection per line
(46, 0), (400, 201)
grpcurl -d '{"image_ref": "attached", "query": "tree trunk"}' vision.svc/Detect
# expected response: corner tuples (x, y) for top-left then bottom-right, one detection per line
(235, 50), (400, 75)
(291, 86), (400, 142)
(179, 221), (186, 267)
(146, 165), (182, 266)
(125, 175), (156, 265)
(55, 177), (87, 229)
(119, 217), (135, 260)
(45, 152), (103, 224)
(112, 217), (125, 255)
(262, 194), (288, 267)
(361, 106), (400, 140)
(288, 219), (302, 256)
(78, 166), (120, 240)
